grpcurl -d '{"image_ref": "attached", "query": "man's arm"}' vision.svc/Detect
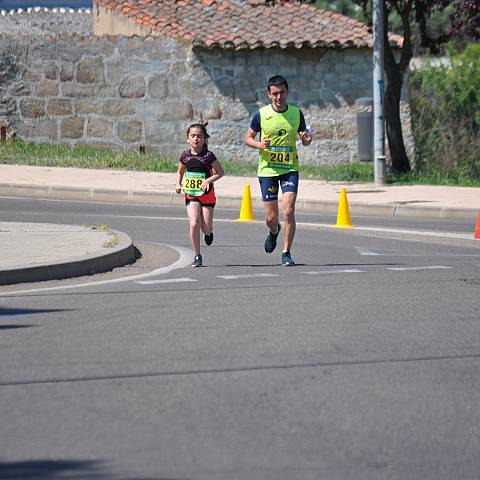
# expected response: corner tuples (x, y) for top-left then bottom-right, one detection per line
(298, 130), (313, 146)
(298, 110), (312, 146)
(244, 111), (271, 150)
(245, 128), (271, 150)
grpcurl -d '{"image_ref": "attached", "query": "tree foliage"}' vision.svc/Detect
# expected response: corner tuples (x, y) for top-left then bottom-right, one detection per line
(409, 44), (480, 179)
(269, 0), (479, 173)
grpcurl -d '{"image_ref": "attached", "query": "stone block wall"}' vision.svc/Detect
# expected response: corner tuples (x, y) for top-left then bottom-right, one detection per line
(0, 33), (413, 165)
(0, 8), (92, 35)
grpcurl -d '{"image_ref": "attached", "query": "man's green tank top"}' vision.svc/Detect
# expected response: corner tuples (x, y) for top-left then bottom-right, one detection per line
(258, 104), (300, 177)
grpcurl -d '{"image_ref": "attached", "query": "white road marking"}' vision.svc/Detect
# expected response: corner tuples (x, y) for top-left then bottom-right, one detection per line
(300, 222), (472, 240)
(302, 269), (364, 275)
(217, 273), (279, 280)
(136, 277), (196, 285)
(355, 246), (480, 257)
(355, 247), (381, 255)
(386, 265), (452, 271)
(3, 205), (473, 240)
(0, 244), (193, 296)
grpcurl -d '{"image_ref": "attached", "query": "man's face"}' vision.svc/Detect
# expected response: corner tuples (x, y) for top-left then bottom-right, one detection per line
(267, 84), (288, 111)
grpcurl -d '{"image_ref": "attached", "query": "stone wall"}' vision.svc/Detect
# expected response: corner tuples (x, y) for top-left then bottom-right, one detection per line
(0, 8), (92, 35)
(0, 33), (414, 165)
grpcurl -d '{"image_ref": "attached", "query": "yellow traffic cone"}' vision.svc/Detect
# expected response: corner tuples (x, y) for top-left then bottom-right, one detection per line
(335, 188), (353, 228)
(235, 184), (256, 221)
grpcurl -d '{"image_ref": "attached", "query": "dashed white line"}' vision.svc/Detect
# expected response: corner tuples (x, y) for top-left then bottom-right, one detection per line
(217, 273), (279, 280)
(136, 277), (197, 285)
(355, 247), (381, 256)
(355, 246), (480, 257)
(386, 265), (452, 271)
(302, 269), (364, 275)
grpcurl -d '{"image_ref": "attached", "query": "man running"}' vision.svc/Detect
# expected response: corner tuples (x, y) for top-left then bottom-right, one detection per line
(244, 75), (312, 266)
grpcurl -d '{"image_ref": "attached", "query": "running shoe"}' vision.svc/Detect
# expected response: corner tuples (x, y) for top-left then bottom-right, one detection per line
(281, 250), (295, 266)
(264, 223), (281, 253)
(192, 255), (202, 267)
(204, 232), (214, 246)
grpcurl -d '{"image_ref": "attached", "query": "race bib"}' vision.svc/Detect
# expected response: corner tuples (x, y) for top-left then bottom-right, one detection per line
(267, 146), (294, 166)
(183, 171), (206, 196)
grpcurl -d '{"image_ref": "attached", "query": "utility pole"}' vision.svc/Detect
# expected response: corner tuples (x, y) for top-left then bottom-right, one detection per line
(372, 0), (385, 185)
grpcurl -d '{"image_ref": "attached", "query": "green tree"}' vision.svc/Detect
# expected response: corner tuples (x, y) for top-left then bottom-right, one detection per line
(271, 0), (480, 173)
(313, 0), (362, 18)
(410, 44), (480, 178)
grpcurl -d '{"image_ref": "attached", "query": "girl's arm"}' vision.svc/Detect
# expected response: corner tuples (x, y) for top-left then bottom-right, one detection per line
(176, 163), (186, 194)
(202, 159), (224, 190)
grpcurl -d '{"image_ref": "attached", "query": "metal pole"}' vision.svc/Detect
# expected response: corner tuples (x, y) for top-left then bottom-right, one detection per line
(373, 0), (385, 185)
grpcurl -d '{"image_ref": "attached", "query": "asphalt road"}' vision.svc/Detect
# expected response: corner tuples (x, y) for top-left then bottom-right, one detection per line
(1, 197), (480, 480)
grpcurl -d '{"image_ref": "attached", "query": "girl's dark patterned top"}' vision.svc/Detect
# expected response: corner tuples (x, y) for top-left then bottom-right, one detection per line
(180, 148), (217, 176)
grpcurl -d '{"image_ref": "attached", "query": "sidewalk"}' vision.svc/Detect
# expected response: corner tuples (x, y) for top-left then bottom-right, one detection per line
(0, 221), (135, 286)
(0, 164), (479, 287)
(1, 164), (480, 219)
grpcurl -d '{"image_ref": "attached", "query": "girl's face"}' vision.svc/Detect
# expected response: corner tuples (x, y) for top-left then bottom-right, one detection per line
(187, 127), (206, 152)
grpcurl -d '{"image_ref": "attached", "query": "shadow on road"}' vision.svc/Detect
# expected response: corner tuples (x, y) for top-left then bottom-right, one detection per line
(0, 307), (74, 317)
(0, 459), (189, 479)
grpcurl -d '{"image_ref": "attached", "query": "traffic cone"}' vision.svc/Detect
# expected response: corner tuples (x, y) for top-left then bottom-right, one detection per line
(235, 184), (256, 221)
(474, 213), (480, 239)
(335, 188), (353, 228)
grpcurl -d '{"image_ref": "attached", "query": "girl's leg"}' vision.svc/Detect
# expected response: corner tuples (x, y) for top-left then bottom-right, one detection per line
(201, 205), (214, 235)
(186, 202), (202, 255)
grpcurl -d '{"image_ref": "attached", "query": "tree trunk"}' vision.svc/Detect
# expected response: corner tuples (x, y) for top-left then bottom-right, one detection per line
(384, 79), (411, 173)
(384, 18), (412, 175)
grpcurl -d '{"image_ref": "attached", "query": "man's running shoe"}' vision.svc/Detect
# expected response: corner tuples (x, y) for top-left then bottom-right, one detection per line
(281, 250), (295, 266)
(264, 223), (281, 253)
(192, 255), (202, 267)
(204, 232), (214, 246)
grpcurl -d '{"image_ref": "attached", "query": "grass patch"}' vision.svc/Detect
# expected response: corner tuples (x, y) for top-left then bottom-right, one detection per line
(0, 140), (374, 182)
(102, 234), (119, 248)
(386, 169), (480, 187)
(91, 224), (119, 248)
(0, 141), (179, 172)
(92, 223), (113, 233)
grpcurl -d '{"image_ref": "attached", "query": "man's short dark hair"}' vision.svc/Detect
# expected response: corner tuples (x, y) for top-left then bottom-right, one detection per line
(267, 75), (288, 92)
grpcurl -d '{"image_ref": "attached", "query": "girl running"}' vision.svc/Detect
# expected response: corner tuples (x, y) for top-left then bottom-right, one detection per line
(176, 123), (224, 267)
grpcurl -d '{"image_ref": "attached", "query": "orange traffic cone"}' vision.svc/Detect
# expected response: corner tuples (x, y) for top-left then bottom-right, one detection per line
(474, 213), (480, 239)
(235, 184), (256, 222)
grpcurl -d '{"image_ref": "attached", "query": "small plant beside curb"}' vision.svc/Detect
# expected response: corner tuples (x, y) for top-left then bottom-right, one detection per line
(91, 224), (120, 248)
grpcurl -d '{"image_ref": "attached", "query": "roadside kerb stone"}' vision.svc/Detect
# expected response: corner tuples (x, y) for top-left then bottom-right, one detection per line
(0, 182), (479, 222)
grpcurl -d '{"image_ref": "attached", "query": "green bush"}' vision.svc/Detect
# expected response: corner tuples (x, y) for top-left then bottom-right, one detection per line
(409, 44), (480, 180)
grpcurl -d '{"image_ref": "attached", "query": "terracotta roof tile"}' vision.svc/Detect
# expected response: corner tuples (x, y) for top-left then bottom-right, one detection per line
(95, 0), (403, 49)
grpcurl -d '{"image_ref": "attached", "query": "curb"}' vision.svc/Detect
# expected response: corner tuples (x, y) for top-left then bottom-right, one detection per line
(0, 182), (478, 222)
(0, 229), (136, 286)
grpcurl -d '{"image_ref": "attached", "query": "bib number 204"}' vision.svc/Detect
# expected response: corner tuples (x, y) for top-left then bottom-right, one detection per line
(270, 152), (291, 163)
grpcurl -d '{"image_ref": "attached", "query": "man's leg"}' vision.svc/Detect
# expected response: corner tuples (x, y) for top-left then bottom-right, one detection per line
(282, 191), (297, 252)
(259, 176), (281, 253)
(264, 200), (279, 233)
(278, 171), (299, 266)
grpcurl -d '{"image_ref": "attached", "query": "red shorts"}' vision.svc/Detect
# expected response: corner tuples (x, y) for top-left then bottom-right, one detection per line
(185, 185), (216, 207)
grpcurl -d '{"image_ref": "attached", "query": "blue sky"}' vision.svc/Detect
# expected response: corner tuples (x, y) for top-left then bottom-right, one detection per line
(1, 0), (91, 8)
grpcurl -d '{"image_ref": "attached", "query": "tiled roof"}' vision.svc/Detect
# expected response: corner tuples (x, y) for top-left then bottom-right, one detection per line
(95, 0), (403, 49)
